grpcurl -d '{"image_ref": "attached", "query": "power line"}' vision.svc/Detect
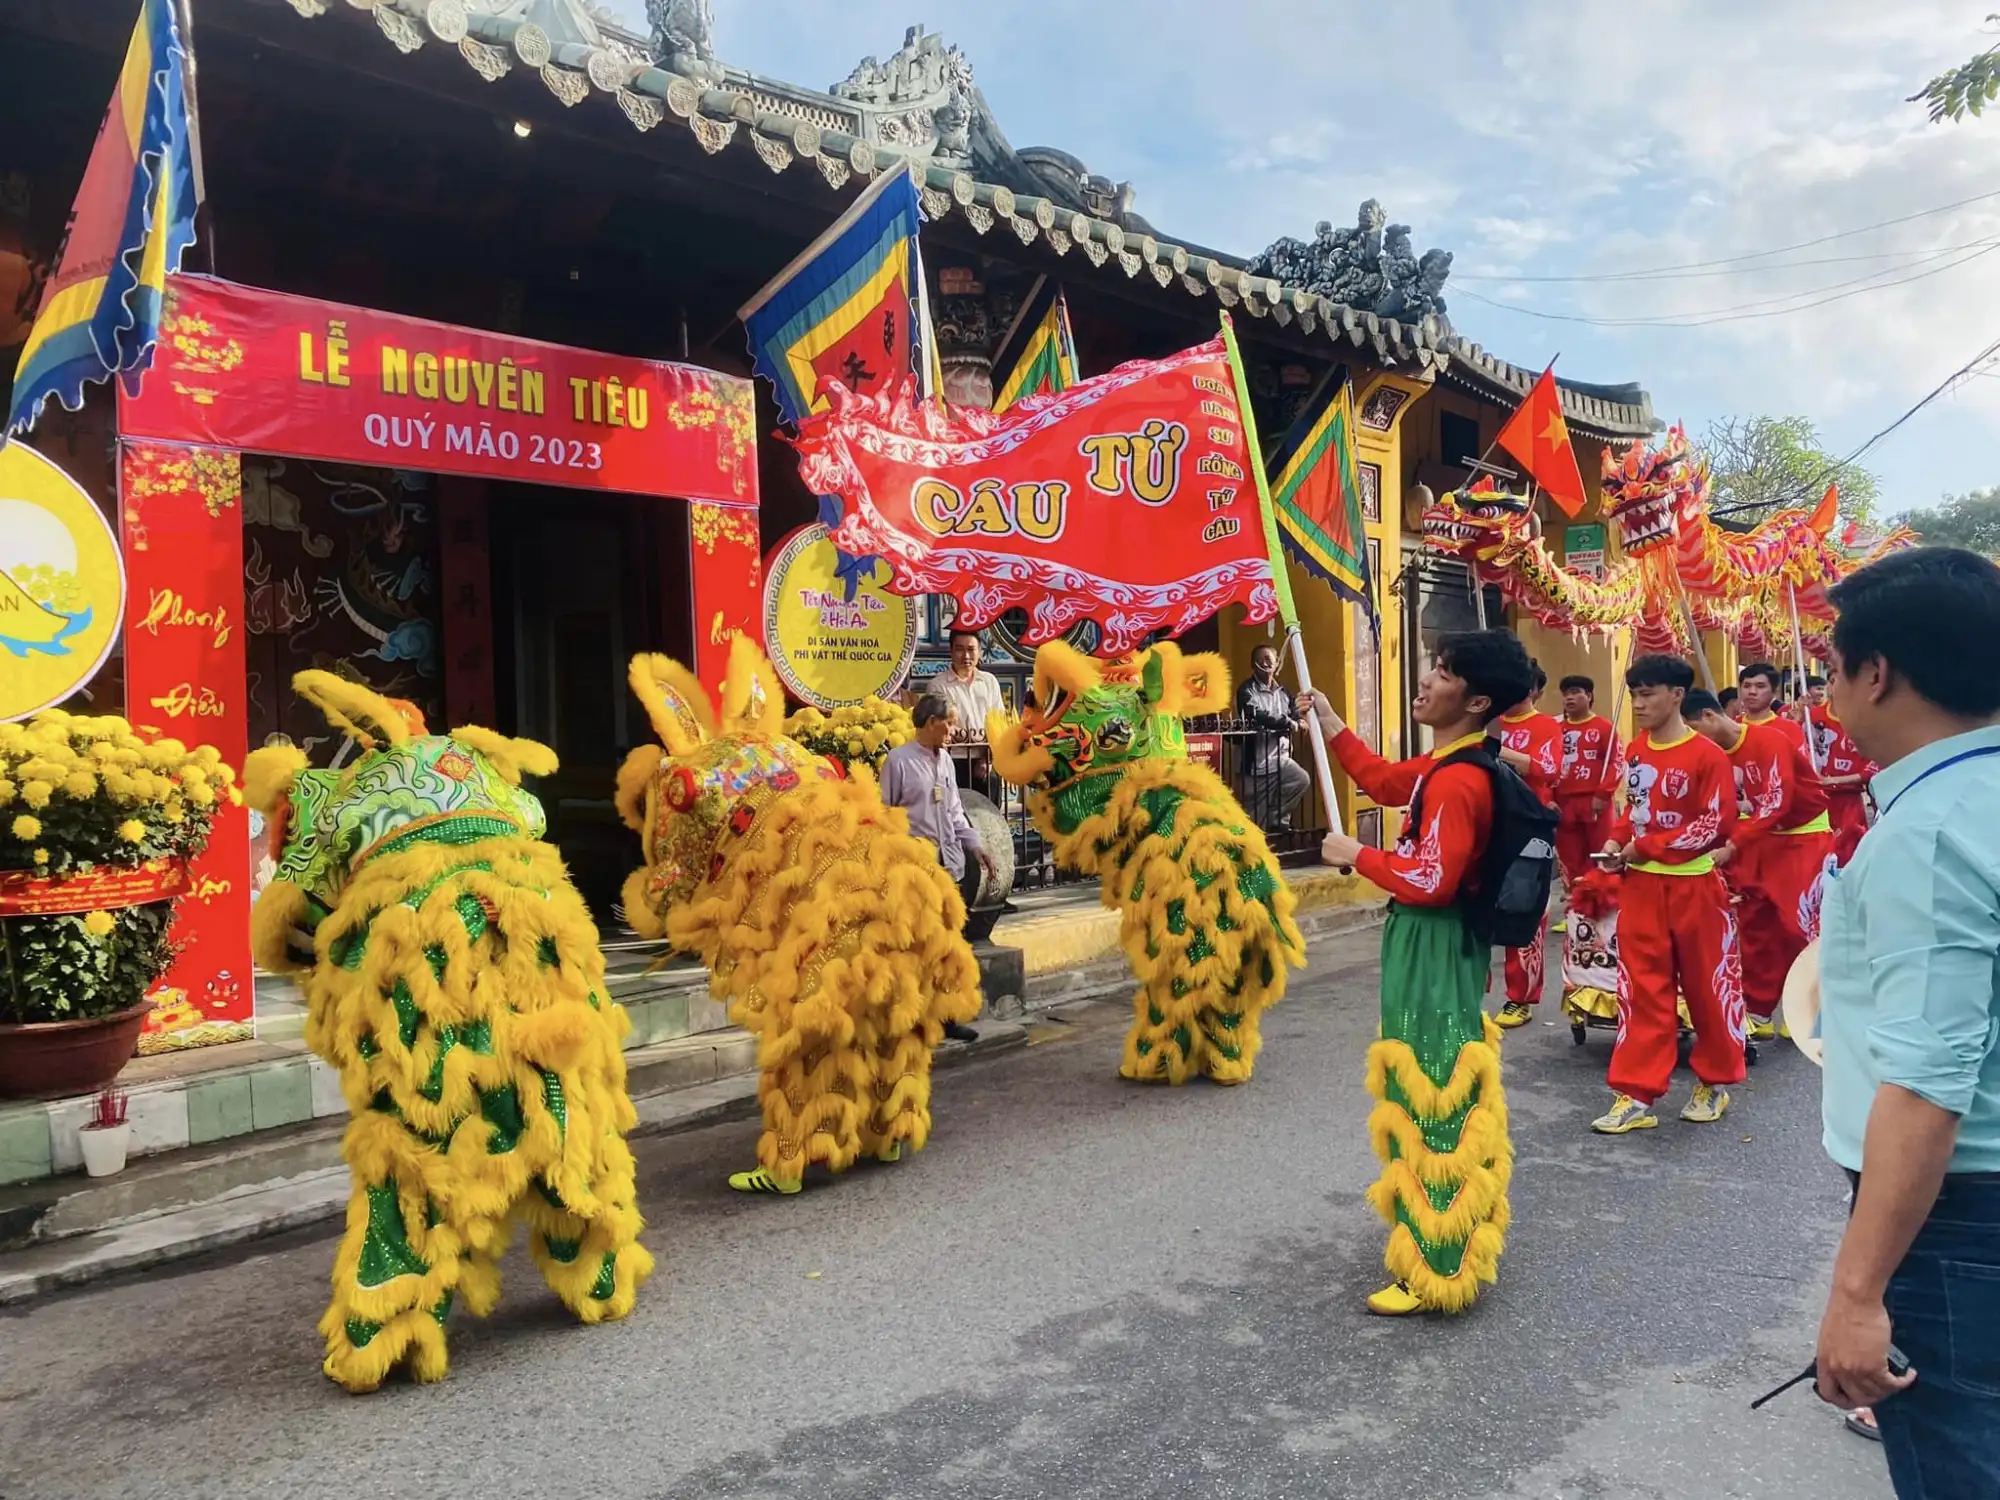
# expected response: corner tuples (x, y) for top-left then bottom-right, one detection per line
(1454, 186), (2000, 283)
(1455, 234), (2000, 284)
(1457, 240), (2000, 328)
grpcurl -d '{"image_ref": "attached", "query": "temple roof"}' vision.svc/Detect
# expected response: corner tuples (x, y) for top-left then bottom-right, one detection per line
(268, 0), (1657, 440)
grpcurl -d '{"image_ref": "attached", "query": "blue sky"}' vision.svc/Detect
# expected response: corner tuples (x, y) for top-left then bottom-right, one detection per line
(609, 1), (2000, 513)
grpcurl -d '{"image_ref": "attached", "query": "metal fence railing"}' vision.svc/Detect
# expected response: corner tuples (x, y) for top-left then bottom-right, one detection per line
(949, 718), (1329, 891)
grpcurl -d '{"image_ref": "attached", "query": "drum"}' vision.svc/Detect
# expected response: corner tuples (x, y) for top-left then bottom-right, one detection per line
(1781, 939), (1823, 1067)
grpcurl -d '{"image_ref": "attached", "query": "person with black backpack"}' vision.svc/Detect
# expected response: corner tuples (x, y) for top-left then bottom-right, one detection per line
(1311, 630), (1542, 1318)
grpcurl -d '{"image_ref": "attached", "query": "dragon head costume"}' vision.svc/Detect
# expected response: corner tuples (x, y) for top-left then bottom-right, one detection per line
(987, 640), (1303, 1085)
(617, 637), (980, 1193)
(243, 672), (651, 1393)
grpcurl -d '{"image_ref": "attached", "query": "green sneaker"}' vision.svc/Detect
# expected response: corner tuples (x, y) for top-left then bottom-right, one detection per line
(727, 1167), (802, 1195)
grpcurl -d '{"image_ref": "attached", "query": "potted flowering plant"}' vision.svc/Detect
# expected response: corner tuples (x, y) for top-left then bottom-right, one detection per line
(0, 710), (234, 1099)
(782, 698), (914, 776)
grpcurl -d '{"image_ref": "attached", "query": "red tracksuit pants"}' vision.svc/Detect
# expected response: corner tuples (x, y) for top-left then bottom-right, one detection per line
(1556, 795), (1609, 884)
(1829, 792), (1868, 867)
(1609, 868), (1747, 1103)
(1503, 905), (1550, 1006)
(1734, 830), (1834, 1021)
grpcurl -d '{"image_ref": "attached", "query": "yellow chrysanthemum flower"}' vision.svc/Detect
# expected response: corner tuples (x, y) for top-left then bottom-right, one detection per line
(164, 801), (186, 825)
(0, 779), (15, 807)
(63, 771), (97, 799)
(117, 818), (146, 843)
(82, 910), (115, 938)
(185, 779), (215, 808)
(11, 815), (41, 840)
(104, 772), (137, 801)
(32, 848), (49, 866)
(22, 780), (53, 810)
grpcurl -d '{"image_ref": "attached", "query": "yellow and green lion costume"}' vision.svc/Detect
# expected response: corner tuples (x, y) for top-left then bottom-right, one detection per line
(988, 641), (1303, 1084)
(616, 638), (982, 1194)
(245, 673), (652, 1393)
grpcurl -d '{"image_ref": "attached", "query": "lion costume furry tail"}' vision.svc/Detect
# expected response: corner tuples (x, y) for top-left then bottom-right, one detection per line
(245, 674), (651, 1393)
(616, 638), (981, 1192)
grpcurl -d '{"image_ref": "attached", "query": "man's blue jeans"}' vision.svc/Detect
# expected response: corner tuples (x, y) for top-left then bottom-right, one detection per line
(1876, 1171), (2000, 1498)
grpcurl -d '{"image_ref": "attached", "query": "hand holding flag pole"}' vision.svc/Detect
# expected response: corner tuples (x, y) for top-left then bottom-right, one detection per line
(1219, 312), (1348, 848)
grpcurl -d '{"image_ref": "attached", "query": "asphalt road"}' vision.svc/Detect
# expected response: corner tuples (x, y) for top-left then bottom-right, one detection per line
(0, 925), (1890, 1500)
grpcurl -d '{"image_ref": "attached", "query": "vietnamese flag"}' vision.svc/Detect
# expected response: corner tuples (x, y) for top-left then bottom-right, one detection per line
(1495, 363), (1588, 519)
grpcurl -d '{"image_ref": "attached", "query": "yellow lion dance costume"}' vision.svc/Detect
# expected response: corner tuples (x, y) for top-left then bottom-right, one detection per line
(616, 638), (982, 1195)
(988, 641), (1304, 1084)
(244, 674), (652, 1392)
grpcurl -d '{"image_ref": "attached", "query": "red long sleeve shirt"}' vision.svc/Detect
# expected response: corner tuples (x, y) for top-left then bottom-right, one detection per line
(1495, 709), (1563, 809)
(1806, 703), (1875, 790)
(1743, 710), (1810, 765)
(1328, 727), (1432, 810)
(1557, 714), (1623, 801)
(1613, 727), (1739, 871)
(1725, 718), (1830, 847)
(1352, 731), (1493, 906)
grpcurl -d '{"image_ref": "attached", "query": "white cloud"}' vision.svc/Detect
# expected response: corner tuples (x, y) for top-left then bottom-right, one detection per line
(604, 0), (2000, 505)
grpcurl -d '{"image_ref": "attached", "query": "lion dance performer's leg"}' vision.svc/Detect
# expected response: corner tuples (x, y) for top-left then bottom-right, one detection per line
(1364, 904), (1511, 1315)
(1113, 771), (1302, 1086)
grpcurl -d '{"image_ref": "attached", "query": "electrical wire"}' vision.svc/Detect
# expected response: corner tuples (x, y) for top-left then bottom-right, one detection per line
(1454, 186), (2000, 283)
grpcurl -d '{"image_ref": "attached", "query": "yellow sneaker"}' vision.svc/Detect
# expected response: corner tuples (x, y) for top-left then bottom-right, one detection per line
(1776, 1016), (1792, 1040)
(875, 1142), (903, 1164)
(727, 1167), (803, 1195)
(1551, 917), (1568, 935)
(1680, 1084), (1731, 1123)
(1592, 1093), (1659, 1134)
(1366, 1280), (1427, 1316)
(1496, 1001), (1535, 1030)
(1747, 1016), (1777, 1042)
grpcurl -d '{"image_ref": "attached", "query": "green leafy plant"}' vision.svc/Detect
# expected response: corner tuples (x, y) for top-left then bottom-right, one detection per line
(1912, 22), (2000, 122)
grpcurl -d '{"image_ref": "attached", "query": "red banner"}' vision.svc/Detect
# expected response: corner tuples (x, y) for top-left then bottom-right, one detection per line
(688, 500), (765, 688)
(118, 276), (759, 507)
(0, 859), (191, 918)
(793, 337), (1277, 654)
(120, 441), (255, 1053)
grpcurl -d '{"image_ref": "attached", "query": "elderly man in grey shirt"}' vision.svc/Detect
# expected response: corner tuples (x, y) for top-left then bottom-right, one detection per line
(1237, 643), (1310, 833)
(881, 695), (995, 1041)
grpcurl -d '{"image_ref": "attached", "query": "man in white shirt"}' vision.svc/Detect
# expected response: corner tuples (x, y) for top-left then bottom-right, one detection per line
(926, 631), (1008, 746)
(880, 696), (995, 1042)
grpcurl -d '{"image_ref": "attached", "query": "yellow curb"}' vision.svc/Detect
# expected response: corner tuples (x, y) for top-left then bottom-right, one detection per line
(992, 864), (1382, 978)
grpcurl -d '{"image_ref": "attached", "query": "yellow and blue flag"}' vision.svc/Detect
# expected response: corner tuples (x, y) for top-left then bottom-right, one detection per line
(740, 165), (925, 425)
(9, 0), (199, 438)
(1269, 374), (1375, 629)
(991, 282), (1079, 414)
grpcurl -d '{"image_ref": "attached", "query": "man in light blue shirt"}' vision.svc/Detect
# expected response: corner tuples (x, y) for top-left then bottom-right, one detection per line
(1813, 547), (2000, 1498)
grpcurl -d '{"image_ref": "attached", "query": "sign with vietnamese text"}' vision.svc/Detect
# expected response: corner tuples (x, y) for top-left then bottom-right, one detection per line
(762, 523), (916, 708)
(119, 276), (758, 506)
(793, 337), (1279, 655)
(0, 444), (125, 721)
(120, 441), (254, 1053)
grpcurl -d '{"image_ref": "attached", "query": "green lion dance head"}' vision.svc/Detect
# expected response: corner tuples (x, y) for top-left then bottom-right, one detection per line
(986, 640), (1232, 835)
(241, 672), (555, 971)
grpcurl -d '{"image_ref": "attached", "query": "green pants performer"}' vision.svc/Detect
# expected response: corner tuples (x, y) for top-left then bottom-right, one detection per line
(1311, 630), (1534, 1316)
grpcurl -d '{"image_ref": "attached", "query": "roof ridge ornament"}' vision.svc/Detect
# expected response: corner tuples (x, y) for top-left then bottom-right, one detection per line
(646, 0), (720, 83)
(828, 25), (977, 167)
(1248, 200), (1453, 327)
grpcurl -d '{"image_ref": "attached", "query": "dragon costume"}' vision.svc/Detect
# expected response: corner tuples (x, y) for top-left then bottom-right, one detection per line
(616, 638), (981, 1194)
(986, 640), (1303, 1084)
(243, 674), (651, 1393)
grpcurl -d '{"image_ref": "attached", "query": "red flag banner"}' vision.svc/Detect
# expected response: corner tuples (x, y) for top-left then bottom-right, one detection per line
(1495, 364), (1588, 520)
(792, 337), (1278, 654)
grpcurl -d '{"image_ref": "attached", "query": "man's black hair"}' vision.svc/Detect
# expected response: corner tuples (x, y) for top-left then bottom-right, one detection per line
(948, 628), (982, 647)
(1436, 630), (1535, 727)
(1559, 674), (1594, 696)
(1806, 673), (1826, 688)
(1532, 663), (1548, 694)
(1683, 689), (1724, 718)
(1719, 686), (1739, 707)
(1829, 547), (2000, 718)
(912, 694), (953, 729)
(1738, 661), (1782, 689)
(1627, 654), (1695, 692)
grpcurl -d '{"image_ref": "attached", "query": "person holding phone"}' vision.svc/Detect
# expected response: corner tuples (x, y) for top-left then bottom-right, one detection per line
(1812, 547), (2000, 1498)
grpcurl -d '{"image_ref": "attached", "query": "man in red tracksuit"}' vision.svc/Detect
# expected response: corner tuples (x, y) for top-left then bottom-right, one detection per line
(1592, 654), (1746, 1134)
(1555, 673), (1623, 884)
(1806, 697), (1875, 865)
(1686, 689), (1835, 1040)
(1493, 665), (1563, 1029)
(1738, 661), (1812, 761)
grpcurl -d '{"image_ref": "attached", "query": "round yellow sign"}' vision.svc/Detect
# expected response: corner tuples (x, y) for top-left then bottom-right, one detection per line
(0, 443), (125, 722)
(763, 523), (917, 709)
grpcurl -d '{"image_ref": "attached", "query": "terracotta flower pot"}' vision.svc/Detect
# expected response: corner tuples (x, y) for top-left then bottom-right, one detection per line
(0, 1002), (151, 1101)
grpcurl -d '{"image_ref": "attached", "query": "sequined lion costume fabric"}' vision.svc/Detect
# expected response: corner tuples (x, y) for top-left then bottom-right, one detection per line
(987, 641), (1303, 1084)
(244, 674), (651, 1393)
(616, 638), (981, 1194)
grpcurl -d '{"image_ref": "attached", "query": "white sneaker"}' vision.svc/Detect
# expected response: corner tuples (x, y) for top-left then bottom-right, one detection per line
(1591, 1093), (1659, 1134)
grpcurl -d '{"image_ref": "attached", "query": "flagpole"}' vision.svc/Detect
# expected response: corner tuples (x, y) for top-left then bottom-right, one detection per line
(1219, 311), (1347, 845)
(1786, 582), (1824, 773)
